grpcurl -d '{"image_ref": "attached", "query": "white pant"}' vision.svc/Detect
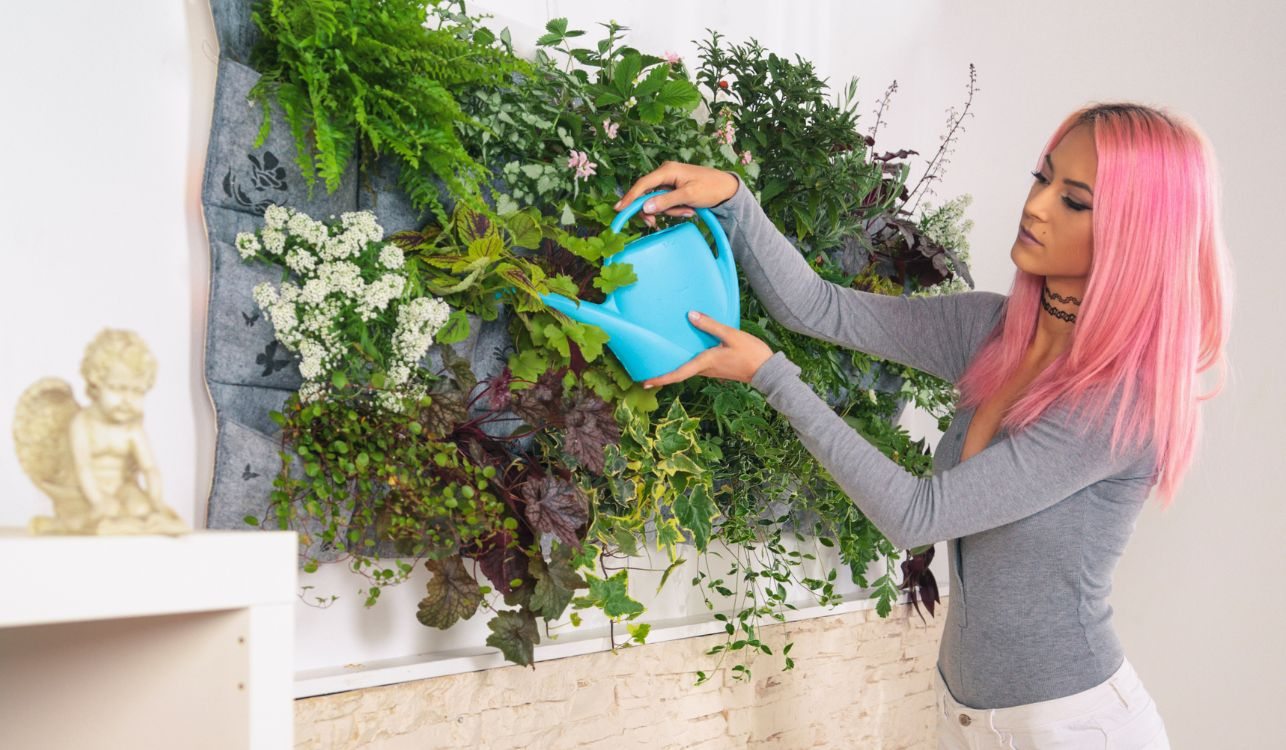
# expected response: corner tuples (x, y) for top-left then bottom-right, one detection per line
(935, 657), (1171, 749)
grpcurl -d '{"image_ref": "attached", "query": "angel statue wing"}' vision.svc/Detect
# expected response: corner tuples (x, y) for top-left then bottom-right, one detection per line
(12, 377), (92, 531)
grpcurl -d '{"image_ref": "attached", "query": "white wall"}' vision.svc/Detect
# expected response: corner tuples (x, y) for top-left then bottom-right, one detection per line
(1, 2), (1280, 746)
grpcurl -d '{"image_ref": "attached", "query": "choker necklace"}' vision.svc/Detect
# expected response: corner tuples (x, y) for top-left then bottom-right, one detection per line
(1041, 284), (1081, 324)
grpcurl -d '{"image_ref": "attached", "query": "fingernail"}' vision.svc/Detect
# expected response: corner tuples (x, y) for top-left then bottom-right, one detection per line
(644, 200), (655, 212)
(688, 310), (700, 321)
(644, 383), (653, 389)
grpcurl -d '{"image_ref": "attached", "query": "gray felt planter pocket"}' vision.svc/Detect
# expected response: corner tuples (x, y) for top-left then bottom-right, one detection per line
(202, 58), (358, 220)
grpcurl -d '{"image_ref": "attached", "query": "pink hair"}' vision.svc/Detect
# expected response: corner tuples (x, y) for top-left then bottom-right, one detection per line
(955, 102), (1234, 508)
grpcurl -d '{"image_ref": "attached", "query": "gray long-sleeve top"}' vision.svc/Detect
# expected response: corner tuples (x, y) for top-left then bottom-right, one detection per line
(708, 172), (1160, 709)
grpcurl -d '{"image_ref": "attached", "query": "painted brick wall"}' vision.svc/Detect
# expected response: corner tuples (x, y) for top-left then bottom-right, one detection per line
(296, 597), (948, 749)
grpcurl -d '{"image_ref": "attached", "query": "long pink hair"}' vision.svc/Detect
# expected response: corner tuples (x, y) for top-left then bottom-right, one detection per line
(955, 103), (1234, 508)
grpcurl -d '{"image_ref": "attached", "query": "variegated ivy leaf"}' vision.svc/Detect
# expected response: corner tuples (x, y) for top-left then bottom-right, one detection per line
(672, 482), (719, 552)
(573, 569), (644, 620)
(416, 555), (483, 630)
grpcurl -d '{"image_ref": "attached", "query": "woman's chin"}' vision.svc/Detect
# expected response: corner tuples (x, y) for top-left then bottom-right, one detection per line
(1011, 241), (1035, 271)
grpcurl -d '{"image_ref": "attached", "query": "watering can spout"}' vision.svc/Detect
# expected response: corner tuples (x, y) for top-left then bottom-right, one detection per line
(537, 293), (626, 342)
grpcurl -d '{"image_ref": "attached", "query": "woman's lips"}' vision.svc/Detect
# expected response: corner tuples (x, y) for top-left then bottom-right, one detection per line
(1019, 225), (1044, 246)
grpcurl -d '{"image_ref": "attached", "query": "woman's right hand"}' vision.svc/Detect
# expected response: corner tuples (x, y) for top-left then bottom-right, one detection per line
(613, 161), (740, 228)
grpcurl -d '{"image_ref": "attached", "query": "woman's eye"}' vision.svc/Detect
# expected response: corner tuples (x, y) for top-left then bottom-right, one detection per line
(1030, 171), (1090, 212)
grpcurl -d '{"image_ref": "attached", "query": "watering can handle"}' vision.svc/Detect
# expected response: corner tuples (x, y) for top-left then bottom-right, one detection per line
(609, 188), (739, 328)
(609, 190), (733, 261)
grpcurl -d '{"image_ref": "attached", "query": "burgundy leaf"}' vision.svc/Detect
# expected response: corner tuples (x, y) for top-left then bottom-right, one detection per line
(520, 474), (589, 549)
(560, 386), (621, 475)
(512, 366), (568, 429)
(898, 546), (940, 624)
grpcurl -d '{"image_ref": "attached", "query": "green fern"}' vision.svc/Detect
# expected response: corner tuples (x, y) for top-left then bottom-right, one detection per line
(247, 0), (528, 219)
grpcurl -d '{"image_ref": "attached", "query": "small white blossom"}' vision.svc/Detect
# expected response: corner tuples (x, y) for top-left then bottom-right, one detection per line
(387, 363), (411, 387)
(285, 247), (317, 275)
(339, 210), (384, 245)
(261, 227), (286, 254)
(278, 281), (300, 304)
(317, 261), (364, 298)
(298, 381), (326, 403)
(263, 204), (291, 230)
(235, 232), (261, 259)
(300, 278), (329, 305)
(392, 297), (451, 366)
(356, 274), (405, 321)
(378, 244), (405, 270)
(286, 212), (328, 246)
(267, 299), (299, 342)
(252, 282), (278, 310)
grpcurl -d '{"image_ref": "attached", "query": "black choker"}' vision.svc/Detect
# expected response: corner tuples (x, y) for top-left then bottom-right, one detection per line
(1041, 284), (1081, 324)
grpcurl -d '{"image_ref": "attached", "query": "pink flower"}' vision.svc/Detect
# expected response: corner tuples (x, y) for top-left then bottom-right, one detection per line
(739, 150), (753, 165)
(715, 120), (736, 146)
(663, 50), (681, 65)
(602, 119), (619, 139)
(566, 149), (598, 181)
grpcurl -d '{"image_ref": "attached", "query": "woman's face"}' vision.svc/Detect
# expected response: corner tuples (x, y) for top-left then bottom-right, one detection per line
(1012, 123), (1097, 279)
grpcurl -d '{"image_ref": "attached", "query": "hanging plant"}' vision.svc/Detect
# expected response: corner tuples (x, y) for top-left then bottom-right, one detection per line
(234, 0), (984, 683)
(245, 0), (530, 227)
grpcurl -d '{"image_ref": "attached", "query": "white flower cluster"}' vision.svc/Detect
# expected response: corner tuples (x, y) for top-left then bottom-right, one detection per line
(392, 297), (451, 375)
(239, 203), (454, 407)
(914, 194), (976, 298)
(235, 232), (261, 259)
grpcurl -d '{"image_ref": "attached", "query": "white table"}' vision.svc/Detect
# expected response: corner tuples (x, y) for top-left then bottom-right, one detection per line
(0, 528), (297, 749)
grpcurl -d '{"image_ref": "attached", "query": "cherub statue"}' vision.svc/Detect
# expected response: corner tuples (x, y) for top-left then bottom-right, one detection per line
(12, 328), (189, 535)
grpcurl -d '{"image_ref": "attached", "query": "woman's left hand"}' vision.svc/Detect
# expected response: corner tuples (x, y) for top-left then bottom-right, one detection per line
(642, 310), (775, 389)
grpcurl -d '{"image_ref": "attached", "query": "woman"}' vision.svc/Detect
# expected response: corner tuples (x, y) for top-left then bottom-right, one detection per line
(613, 102), (1232, 749)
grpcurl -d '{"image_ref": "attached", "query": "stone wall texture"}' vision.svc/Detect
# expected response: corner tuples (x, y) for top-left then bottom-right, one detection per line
(295, 597), (948, 750)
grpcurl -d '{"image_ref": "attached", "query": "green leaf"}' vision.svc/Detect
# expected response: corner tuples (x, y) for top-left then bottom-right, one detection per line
(331, 371), (348, 389)
(417, 556), (484, 629)
(578, 569), (645, 619)
(673, 483), (719, 552)
(612, 52), (643, 95)
(435, 309), (471, 344)
(485, 610), (540, 666)
(655, 79), (700, 112)
(593, 262), (638, 295)
(634, 65), (670, 98)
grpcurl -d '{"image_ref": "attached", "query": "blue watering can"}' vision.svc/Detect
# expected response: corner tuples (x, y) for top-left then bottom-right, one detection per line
(495, 190), (741, 382)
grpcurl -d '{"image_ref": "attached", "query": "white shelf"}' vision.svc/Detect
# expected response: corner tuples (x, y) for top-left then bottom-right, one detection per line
(0, 528), (297, 750)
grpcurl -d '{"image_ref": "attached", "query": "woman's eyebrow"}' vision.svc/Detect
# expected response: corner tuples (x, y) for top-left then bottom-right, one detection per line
(1046, 153), (1094, 196)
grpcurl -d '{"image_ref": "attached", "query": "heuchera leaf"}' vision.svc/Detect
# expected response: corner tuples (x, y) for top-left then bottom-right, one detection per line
(560, 386), (621, 475)
(417, 555), (483, 629)
(485, 609), (540, 666)
(512, 366), (568, 429)
(470, 528), (531, 595)
(528, 540), (588, 620)
(420, 386), (469, 438)
(436, 342), (477, 392)
(521, 474), (589, 549)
